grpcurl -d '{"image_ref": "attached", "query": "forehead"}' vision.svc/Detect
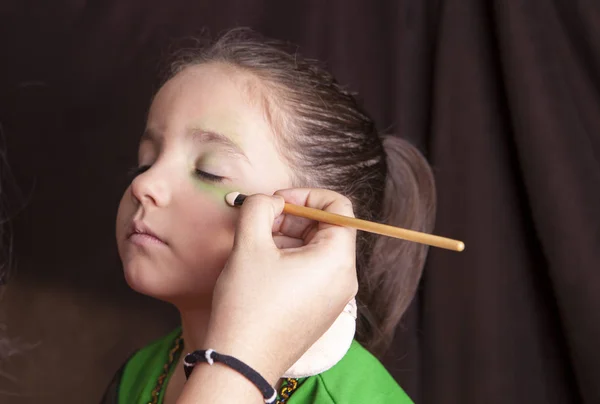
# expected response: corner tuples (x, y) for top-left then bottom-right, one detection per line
(149, 63), (261, 131)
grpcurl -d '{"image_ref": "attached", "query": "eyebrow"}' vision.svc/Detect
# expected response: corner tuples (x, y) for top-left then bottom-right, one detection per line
(141, 127), (250, 163)
(190, 129), (249, 162)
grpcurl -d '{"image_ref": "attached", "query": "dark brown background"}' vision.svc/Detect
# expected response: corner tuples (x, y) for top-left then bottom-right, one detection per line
(0, 1), (599, 403)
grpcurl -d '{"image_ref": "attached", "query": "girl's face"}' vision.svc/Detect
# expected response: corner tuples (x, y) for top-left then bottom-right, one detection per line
(115, 63), (293, 306)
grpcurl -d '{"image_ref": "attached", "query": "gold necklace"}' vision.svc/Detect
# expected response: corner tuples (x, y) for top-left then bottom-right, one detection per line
(278, 377), (300, 403)
(149, 335), (184, 404)
(150, 334), (300, 404)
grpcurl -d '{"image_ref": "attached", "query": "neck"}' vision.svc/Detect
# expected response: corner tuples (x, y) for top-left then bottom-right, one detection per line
(179, 305), (212, 353)
(162, 303), (212, 404)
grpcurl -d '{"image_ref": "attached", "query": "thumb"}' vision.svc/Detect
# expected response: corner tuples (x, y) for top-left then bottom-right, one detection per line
(226, 192), (285, 249)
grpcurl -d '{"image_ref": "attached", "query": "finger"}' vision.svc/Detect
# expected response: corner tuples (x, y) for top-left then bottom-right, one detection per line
(227, 192), (285, 249)
(274, 188), (355, 218)
(272, 213), (318, 240)
(272, 235), (305, 249)
(273, 188), (355, 237)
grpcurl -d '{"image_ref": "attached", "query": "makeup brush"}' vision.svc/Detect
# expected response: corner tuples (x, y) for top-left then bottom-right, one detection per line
(225, 192), (464, 252)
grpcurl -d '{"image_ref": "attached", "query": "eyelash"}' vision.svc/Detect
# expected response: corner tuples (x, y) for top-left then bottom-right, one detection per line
(194, 169), (225, 183)
(127, 165), (225, 183)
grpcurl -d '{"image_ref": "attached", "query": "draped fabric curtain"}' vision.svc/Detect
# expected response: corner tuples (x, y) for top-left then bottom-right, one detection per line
(0, 1), (598, 403)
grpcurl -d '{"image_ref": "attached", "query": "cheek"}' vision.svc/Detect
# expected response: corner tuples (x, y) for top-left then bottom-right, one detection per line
(175, 198), (237, 272)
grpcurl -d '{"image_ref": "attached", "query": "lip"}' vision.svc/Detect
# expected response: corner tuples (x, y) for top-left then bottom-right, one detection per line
(127, 220), (168, 246)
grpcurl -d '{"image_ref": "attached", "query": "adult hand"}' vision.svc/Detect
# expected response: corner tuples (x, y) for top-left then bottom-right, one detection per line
(207, 188), (358, 384)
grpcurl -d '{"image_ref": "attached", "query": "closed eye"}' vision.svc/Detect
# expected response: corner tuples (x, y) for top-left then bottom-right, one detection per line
(195, 169), (225, 183)
(126, 165), (224, 183)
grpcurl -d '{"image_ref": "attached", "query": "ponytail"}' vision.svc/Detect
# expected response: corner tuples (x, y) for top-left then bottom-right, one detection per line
(356, 135), (436, 355)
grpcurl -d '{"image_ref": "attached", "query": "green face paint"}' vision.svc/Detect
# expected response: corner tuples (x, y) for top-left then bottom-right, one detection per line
(192, 178), (235, 204)
(191, 154), (238, 206)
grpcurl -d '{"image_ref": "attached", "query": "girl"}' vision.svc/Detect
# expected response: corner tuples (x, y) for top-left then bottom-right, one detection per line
(102, 28), (435, 404)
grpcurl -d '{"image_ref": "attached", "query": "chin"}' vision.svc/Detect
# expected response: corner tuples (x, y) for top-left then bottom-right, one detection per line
(121, 260), (218, 305)
(123, 262), (170, 299)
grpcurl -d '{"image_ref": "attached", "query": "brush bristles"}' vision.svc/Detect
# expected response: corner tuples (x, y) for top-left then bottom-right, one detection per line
(224, 192), (241, 207)
(225, 192), (247, 207)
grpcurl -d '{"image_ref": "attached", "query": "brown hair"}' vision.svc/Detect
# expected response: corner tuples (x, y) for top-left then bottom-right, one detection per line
(164, 28), (436, 356)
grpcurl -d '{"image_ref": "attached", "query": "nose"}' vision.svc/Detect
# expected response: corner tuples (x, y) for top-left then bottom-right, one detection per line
(130, 164), (171, 208)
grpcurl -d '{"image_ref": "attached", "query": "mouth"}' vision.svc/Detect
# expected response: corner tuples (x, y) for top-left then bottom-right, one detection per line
(127, 221), (168, 246)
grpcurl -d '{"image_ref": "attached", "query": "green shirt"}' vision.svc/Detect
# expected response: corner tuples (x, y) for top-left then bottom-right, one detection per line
(112, 328), (413, 403)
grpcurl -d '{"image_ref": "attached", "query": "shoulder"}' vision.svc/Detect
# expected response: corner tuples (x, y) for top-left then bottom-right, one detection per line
(109, 328), (182, 404)
(123, 327), (182, 377)
(290, 340), (413, 404)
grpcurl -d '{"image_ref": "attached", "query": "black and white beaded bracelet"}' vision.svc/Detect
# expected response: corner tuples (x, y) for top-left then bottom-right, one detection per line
(183, 349), (277, 404)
